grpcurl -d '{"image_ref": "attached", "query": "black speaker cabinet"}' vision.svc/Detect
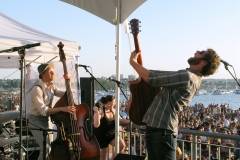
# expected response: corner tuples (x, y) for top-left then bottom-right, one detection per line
(114, 154), (145, 160)
(80, 77), (94, 107)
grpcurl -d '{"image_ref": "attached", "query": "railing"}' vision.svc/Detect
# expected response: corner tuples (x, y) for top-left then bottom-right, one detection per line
(179, 129), (240, 160)
(108, 129), (240, 160)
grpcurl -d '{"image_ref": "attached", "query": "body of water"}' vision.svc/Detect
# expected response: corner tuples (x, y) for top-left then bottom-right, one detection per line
(191, 93), (240, 110)
(96, 91), (240, 110)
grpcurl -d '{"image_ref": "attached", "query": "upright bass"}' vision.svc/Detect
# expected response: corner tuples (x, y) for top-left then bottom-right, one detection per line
(128, 19), (159, 125)
(50, 42), (100, 160)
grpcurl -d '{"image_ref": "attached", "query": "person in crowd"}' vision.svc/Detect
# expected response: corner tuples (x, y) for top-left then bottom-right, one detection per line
(28, 63), (76, 160)
(129, 49), (220, 160)
(234, 127), (240, 160)
(93, 95), (129, 160)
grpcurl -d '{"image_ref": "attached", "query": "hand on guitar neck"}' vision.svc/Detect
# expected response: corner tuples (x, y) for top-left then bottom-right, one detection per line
(129, 18), (147, 82)
(130, 50), (141, 65)
(63, 73), (71, 80)
(130, 50), (149, 82)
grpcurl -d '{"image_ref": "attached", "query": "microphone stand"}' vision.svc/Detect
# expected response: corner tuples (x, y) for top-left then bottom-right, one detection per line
(27, 120), (57, 160)
(18, 48), (26, 160)
(223, 64), (240, 88)
(81, 66), (108, 92)
(30, 127), (57, 160)
(110, 80), (128, 100)
(110, 80), (134, 159)
(80, 66), (108, 137)
(0, 43), (40, 160)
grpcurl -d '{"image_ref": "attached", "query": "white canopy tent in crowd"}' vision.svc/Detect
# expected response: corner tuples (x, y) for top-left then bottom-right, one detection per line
(0, 12), (81, 159)
(0, 11), (81, 127)
(60, 0), (146, 154)
(0, 11), (81, 107)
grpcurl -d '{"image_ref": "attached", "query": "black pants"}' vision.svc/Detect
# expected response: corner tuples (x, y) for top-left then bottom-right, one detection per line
(146, 127), (177, 160)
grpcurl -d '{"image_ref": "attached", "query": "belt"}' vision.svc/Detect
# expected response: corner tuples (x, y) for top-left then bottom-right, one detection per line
(146, 126), (174, 135)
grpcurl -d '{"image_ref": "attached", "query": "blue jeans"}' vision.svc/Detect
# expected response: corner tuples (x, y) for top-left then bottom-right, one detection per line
(146, 127), (177, 160)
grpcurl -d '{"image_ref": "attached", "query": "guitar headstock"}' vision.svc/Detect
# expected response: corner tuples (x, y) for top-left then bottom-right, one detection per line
(58, 42), (66, 62)
(129, 18), (141, 36)
(129, 19), (142, 64)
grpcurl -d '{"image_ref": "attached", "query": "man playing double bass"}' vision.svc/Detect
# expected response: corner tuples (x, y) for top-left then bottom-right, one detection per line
(28, 63), (76, 160)
(129, 49), (220, 160)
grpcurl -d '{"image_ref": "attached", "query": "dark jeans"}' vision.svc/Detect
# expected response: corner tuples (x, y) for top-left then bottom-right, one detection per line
(146, 127), (177, 160)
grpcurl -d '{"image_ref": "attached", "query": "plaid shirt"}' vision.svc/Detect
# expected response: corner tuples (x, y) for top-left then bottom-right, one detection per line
(142, 69), (202, 134)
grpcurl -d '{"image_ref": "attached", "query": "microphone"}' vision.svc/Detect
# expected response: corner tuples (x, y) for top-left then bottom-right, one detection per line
(0, 43), (41, 53)
(10, 43), (40, 52)
(78, 64), (90, 68)
(220, 59), (232, 67)
(108, 77), (122, 85)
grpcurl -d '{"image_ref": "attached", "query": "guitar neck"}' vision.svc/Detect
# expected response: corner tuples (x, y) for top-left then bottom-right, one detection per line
(58, 42), (74, 106)
(133, 34), (143, 66)
(62, 61), (74, 106)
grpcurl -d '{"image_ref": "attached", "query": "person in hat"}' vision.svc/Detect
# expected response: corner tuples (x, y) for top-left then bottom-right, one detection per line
(28, 63), (76, 160)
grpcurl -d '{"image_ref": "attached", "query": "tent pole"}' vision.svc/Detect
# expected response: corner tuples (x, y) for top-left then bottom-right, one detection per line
(18, 48), (26, 160)
(114, 0), (121, 156)
(75, 54), (81, 104)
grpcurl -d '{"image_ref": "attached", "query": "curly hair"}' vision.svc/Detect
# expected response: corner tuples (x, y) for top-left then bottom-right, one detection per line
(201, 48), (220, 76)
(98, 95), (115, 105)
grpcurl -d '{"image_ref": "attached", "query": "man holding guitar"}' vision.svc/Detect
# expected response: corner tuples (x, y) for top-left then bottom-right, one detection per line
(129, 18), (221, 160)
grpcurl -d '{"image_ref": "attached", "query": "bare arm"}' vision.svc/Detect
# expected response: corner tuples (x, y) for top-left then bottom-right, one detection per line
(93, 106), (101, 128)
(120, 118), (130, 126)
(31, 86), (75, 116)
(47, 106), (75, 116)
(129, 51), (150, 81)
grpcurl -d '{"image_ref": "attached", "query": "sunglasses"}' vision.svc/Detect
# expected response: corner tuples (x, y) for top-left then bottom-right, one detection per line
(197, 50), (208, 55)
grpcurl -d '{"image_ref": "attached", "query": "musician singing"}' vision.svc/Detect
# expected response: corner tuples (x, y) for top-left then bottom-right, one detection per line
(129, 49), (220, 160)
(28, 63), (75, 160)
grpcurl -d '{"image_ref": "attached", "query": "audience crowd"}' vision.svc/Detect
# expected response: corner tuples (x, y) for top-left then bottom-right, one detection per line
(178, 103), (240, 160)
(1, 92), (240, 159)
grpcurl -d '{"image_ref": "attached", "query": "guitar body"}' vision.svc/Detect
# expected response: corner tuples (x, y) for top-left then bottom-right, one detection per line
(129, 79), (159, 125)
(128, 19), (159, 125)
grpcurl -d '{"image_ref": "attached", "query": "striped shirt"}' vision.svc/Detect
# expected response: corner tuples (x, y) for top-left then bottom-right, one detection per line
(142, 69), (202, 135)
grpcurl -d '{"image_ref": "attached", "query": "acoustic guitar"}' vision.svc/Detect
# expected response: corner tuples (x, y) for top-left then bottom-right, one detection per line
(128, 19), (159, 125)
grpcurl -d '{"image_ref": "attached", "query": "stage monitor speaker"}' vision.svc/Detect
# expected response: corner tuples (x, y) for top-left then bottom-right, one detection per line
(80, 77), (94, 108)
(114, 154), (145, 160)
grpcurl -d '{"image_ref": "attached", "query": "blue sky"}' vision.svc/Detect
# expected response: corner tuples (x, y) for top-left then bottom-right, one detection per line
(1, 0), (240, 79)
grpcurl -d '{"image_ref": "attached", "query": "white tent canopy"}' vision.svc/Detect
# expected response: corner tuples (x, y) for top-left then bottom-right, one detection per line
(0, 12), (80, 68)
(61, 0), (146, 25)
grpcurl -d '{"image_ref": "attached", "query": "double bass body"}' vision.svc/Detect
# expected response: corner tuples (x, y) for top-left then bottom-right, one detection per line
(50, 95), (100, 160)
